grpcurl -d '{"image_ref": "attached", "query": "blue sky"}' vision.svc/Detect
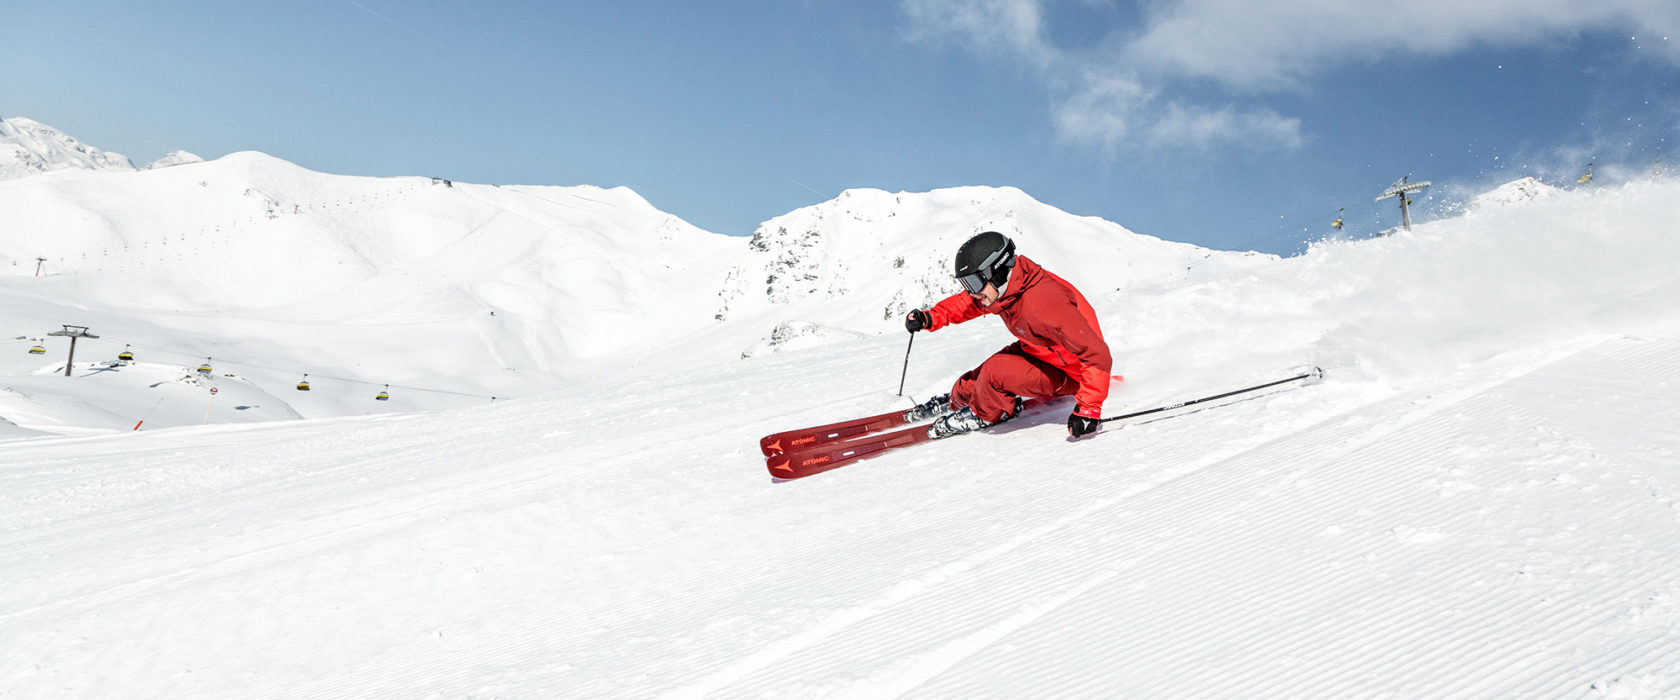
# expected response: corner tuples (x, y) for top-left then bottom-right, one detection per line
(4, 1), (1677, 255)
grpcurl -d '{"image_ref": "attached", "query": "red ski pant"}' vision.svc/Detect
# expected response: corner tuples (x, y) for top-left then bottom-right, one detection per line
(950, 342), (1080, 422)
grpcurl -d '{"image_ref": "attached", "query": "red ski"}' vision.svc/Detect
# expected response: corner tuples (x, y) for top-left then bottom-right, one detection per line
(759, 406), (916, 457)
(761, 376), (1121, 459)
(767, 421), (935, 479)
(765, 397), (1060, 480)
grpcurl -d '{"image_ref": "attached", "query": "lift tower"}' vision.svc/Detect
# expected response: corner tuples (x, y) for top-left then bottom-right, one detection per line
(47, 325), (98, 377)
(1375, 176), (1431, 232)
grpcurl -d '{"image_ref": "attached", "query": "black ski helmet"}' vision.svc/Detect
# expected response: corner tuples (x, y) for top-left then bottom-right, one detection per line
(954, 231), (1016, 294)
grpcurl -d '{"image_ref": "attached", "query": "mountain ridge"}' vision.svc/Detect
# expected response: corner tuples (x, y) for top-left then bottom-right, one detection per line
(1, 119), (1245, 430)
(0, 115), (139, 180)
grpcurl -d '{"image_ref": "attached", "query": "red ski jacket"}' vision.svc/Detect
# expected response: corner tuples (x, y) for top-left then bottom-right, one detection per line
(923, 256), (1114, 417)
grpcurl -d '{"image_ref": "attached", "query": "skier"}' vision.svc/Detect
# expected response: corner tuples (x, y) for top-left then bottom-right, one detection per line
(903, 231), (1113, 439)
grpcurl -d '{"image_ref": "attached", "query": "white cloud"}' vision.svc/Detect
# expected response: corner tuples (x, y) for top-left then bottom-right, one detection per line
(1046, 70), (1303, 153)
(1049, 70), (1151, 151)
(1145, 103), (1304, 151)
(904, 0), (1305, 152)
(901, 0), (1054, 68)
(902, 0), (1677, 153)
(1128, 0), (1680, 89)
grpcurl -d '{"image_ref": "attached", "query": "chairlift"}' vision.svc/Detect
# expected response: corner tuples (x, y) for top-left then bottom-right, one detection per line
(28, 341), (46, 355)
(118, 345), (134, 362)
(376, 384), (390, 401)
(198, 357), (213, 374)
(297, 374), (311, 391)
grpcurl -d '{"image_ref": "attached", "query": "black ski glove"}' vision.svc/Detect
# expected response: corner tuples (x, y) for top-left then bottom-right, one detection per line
(905, 309), (930, 333)
(1067, 412), (1100, 438)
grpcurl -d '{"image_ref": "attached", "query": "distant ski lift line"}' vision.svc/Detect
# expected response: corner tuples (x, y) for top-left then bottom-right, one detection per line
(37, 334), (504, 401)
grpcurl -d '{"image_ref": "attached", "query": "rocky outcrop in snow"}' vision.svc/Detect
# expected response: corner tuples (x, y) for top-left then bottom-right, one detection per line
(714, 186), (1274, 343)
(739, 320), (869, 358)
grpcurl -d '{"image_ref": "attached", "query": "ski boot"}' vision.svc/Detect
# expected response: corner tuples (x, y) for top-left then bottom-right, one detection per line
(928, 398), (1023, 439)
(903, 394), (950, 422)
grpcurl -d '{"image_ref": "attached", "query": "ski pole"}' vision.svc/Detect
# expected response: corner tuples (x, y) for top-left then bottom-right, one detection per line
(896, 332), (915, 397)
(1101, 366), (1323, 424)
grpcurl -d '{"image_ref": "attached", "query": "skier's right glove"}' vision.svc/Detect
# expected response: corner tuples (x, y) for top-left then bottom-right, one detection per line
(905, 309), (930, 333)
(1067, 411), (1100, 438)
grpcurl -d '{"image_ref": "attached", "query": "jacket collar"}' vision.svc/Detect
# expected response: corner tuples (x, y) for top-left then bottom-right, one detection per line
(993, 255), (1039, 311)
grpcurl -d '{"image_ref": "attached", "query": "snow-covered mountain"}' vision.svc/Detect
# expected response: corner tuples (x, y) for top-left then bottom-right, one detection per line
(0, 150), (745, 428)
(715, 186), (1271, 351)
(0, 116), (138, 180)
(1468, 175), (1563, 210)
(145, 150), (203, 169)
(1, 118), (1248, 431)
(0, 117), (202, 175)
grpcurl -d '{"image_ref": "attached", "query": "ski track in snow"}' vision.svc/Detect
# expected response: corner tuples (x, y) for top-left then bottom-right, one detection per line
(678, 334), (1680, 698)
(3, 331), (1678, 697)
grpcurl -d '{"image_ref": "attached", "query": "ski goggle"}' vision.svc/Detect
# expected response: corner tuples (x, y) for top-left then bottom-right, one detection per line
(957, 270), (991, 294)
(956, 246), (1011, 294)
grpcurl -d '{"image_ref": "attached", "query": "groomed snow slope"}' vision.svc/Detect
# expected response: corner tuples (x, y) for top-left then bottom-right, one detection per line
(4, 178), (1680, 697)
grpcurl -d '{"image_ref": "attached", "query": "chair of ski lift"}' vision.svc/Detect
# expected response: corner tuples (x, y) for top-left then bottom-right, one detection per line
(297, 374), (311, 391)
(198, 358), (214, 374)
(28, 341), (46, 355)
(376, 385), (390, 401)
(118, 345), (135, 362)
